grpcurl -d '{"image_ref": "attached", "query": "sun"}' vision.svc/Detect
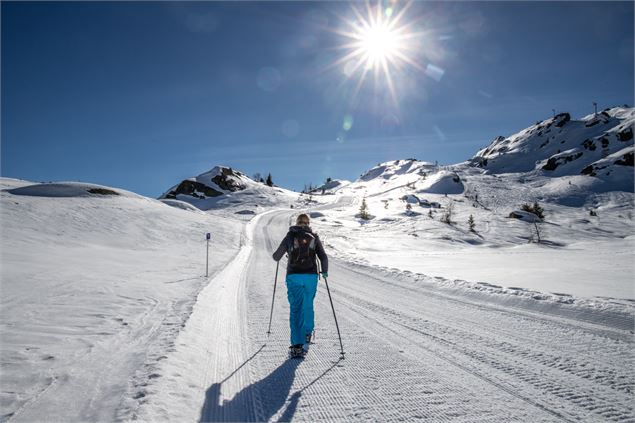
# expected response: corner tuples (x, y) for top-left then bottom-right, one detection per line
(357, 21), (400, 67)
(332, 1), (424, 104)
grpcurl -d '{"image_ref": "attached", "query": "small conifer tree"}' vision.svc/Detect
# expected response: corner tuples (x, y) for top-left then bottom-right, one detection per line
(468, 214), (476, 232)
(359, 197), (370, 220)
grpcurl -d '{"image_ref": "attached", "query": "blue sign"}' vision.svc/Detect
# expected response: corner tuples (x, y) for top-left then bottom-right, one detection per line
(206, 233), (211, 240)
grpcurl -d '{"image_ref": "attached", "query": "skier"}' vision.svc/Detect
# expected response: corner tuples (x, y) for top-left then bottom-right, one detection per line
(273, 213), (328, 358)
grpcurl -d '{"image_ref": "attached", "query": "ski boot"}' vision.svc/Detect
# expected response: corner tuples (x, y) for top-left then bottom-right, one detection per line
(288, 344), (305, 359)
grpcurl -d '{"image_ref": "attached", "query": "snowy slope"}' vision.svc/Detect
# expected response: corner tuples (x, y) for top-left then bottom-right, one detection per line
(0, 179), (243, 421)
(471, 107), (634, 192)
(159, 165), (300, 212)
(123, 209), (635, 422)
(301, 111), (634, 301)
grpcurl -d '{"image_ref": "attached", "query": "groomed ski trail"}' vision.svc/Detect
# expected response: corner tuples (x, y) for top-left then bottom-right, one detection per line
(128, 209), (634, 422)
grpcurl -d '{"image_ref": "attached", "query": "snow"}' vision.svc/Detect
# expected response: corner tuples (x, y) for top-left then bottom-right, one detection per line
(159, 198), (206, 213)
(308, 157), (634, 301)
(1, 180), (243, 421)
(472, 107), (635, 182)
(417, 170), (465, 194)
(1, 108), (633, 422)
(1, 175), (634, 422)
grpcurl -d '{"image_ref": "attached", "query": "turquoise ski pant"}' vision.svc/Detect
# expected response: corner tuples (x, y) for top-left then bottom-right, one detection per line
(286, 273), (318, 346)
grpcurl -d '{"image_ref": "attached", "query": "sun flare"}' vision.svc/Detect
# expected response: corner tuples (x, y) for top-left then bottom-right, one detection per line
(333, 1), (425, 105)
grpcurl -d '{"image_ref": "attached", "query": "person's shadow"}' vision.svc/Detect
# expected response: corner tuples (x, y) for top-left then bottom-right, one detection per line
(200, 347), (302, 422)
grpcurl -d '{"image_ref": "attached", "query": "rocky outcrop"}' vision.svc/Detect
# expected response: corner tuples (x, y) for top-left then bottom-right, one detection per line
(164, 180), (223, 199)
(614, 151), (634, 167)
(210, 167), (246, 191)
(542, 151), (584, 171)
(617, 127), (633, 142)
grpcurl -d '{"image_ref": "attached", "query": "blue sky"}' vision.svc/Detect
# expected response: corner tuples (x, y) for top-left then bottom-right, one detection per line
(2, 1), (633, 196)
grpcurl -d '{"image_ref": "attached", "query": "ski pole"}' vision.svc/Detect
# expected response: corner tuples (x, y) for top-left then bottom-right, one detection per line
(323, 275), (345, 358)
(266, 261), (279, 337)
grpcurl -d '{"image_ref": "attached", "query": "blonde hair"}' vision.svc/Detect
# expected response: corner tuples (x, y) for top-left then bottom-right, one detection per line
(296, 213), (310, 224)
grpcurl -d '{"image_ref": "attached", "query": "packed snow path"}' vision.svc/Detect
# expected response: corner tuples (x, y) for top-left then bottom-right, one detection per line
(131, 209), (634, 422)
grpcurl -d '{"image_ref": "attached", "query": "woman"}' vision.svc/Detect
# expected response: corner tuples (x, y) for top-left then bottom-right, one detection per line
(272, 213), (328, 358)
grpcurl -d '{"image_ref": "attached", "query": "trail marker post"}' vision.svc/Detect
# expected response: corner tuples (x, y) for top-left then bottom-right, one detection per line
(206, 233), (211, 277)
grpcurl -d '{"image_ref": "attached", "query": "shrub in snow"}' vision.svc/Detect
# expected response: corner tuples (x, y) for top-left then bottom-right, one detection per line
(521, 202), (545, 219)
(441, 201), (454, 224)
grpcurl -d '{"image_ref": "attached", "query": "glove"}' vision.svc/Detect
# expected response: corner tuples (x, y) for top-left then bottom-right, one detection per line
(321, 272), (328, 279)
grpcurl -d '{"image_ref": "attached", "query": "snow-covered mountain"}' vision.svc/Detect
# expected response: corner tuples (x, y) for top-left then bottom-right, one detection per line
(470, 107), (634, 192)
(298, 108), (634, 301)
(159, 165), (299, 212)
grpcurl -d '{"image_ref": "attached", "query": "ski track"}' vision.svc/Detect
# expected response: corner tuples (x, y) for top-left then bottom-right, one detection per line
(129, 208), (634, 422)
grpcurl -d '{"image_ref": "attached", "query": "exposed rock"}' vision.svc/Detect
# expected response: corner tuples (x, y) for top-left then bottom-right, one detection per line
(617, 127), (633, 142)
(553, 112), (570, 128)
(165, 180), (223, 199)
(508, 210), (542, 222)
(87, 188), (119, 196)
(211, 167), (246, 191)
(542, 151), (583, 171)
(581, 139), (596, 151)
(600, 137), (610, 148)
(615, 151), (634, 167)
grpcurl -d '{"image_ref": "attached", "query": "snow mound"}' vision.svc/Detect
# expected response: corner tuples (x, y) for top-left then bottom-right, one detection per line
(401, 194), (421, 204)
(7, 182), (137, 198)
(508, 210), (543, 223)
(160, 199), (204, 213)
(417, 171), (464, 194)
(161, 166), (252, 200)
(0, 178), (34, 190)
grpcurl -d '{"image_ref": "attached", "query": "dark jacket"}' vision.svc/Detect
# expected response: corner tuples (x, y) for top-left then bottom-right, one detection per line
(272, 225), (328, 275)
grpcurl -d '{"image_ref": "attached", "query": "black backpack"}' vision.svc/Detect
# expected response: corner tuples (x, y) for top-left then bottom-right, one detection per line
(289, 231), (316, 271)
